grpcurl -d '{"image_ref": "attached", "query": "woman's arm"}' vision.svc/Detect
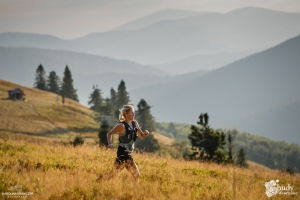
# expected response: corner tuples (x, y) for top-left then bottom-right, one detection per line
(107, 123), (125, 148)
(134, 120), (149, 139)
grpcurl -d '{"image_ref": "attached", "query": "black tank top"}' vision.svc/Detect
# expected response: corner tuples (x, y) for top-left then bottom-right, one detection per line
(118, 121), (138, 151)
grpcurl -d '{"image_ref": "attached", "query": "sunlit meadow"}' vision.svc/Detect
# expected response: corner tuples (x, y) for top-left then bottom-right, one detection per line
(0, 132), (299, 200)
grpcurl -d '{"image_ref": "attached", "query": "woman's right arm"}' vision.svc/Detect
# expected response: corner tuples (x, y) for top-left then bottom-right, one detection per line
(107, 123), (124, 148)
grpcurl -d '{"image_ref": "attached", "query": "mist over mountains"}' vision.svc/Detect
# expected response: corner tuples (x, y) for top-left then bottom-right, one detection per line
(1, 7), (300, 69)
(130, 34), (300, 144)
(0, 7), (299, 143)
(234, 99), (300, 143)
(72, 7), (300, 65)
(154, 51), (253, 74)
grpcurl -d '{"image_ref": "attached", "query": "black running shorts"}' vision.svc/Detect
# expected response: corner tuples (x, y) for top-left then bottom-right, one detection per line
(116, 146), (133, 164)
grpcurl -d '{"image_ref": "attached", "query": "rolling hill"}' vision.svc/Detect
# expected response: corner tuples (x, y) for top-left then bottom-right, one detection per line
(154, 51), (254, 74)
(0, 79), (192, 145)
(233, 99), (300, 143)
(0, 46), (166, 76)
(0, 32), (85, 52)
(0, 79), (99, 141)
(0, 46), (169, 104)
(1, 79), (298, 173)
(0, 79), (174, 145)
(74, 21), (229, 64)
(130, 34), (300, 144)
(0, 80), (297, 199)
(175, 7), (300, 50)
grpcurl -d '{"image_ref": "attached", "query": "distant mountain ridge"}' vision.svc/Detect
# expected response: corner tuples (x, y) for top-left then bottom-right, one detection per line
(154, 51), (255, 74)
(0, 32), (84, 51)
(72, 7), (300, 64)
(112, 9), (205, 31)
(1, 7), (300, 68)
(130, 34), (300, 144)
(234, 99), (300, 143)
(173, 7), (300, 50)
(0, 46), (167, 76)
(0, 46), (169, 104)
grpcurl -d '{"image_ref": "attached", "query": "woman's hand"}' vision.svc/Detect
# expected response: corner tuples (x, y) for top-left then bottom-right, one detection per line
(141, 130), (149, 138)
(144, 130), (149, 136)
(107, 143), (114, 149)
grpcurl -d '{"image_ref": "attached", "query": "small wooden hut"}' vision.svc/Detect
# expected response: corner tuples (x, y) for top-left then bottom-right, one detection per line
(8, 88), (25, 100)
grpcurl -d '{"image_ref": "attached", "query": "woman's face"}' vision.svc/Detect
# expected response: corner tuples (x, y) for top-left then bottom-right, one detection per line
(125, 109), (135, 120)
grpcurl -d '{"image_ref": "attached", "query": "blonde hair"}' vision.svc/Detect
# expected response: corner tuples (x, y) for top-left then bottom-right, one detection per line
(119, 105), (134, 122)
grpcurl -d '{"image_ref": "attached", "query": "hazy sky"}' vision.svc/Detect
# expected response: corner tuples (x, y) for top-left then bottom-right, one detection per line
(0, 0), (299, 39)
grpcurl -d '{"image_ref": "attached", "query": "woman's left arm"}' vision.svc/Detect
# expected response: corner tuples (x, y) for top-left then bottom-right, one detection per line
(134, 120), (149, 139)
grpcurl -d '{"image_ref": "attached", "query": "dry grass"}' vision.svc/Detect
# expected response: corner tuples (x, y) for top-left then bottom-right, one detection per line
(0, 133), (299, 200)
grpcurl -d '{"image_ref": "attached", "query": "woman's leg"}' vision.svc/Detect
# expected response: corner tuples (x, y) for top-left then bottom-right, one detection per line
(125, 159), (140, 180)
(97, 160), (125, 181)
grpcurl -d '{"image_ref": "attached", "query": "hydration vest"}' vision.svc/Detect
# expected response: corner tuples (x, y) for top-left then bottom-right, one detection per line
(119, 121), (138, 151)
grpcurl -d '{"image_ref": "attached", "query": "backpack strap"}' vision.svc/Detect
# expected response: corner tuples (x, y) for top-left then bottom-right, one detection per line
(121, 121), (137, 142)
(132, 121), (138, 142)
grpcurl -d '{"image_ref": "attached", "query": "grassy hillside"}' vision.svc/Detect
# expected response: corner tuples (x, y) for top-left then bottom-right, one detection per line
(152, 132), (174, 146)
(1, 132), (299, 199)
(1, 80), (298, 199)
(0, 79), (99, 142)
(0, 79), (274, 168)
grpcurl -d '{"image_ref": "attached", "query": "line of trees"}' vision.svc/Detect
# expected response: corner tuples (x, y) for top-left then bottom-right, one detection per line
(34, 64), (159, 152)
(34, 64), (78, 102)
(88, 80), (130, 118)
(234, 132), (300, 171)
(156, 120), (300, 170)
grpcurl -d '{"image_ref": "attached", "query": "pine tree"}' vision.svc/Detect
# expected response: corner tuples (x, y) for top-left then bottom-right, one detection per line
(34, 64), (47, 90)
(88, 85), (103, 112)
(136, 99), (155, 133)
(236, 147), (248, 167)
(135, 99), (158, 152)
(98, 120), (111, 146)
(109, 88), (117, 114)
(47, 71), (60, 94)
(116, 80), (130, 108)
(101, 97), (113, 116)
(226, 133), (234, 164)
(110, 88), (117, 106)
(188, 113), (226, 163)
(61, 65), (78, 102)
